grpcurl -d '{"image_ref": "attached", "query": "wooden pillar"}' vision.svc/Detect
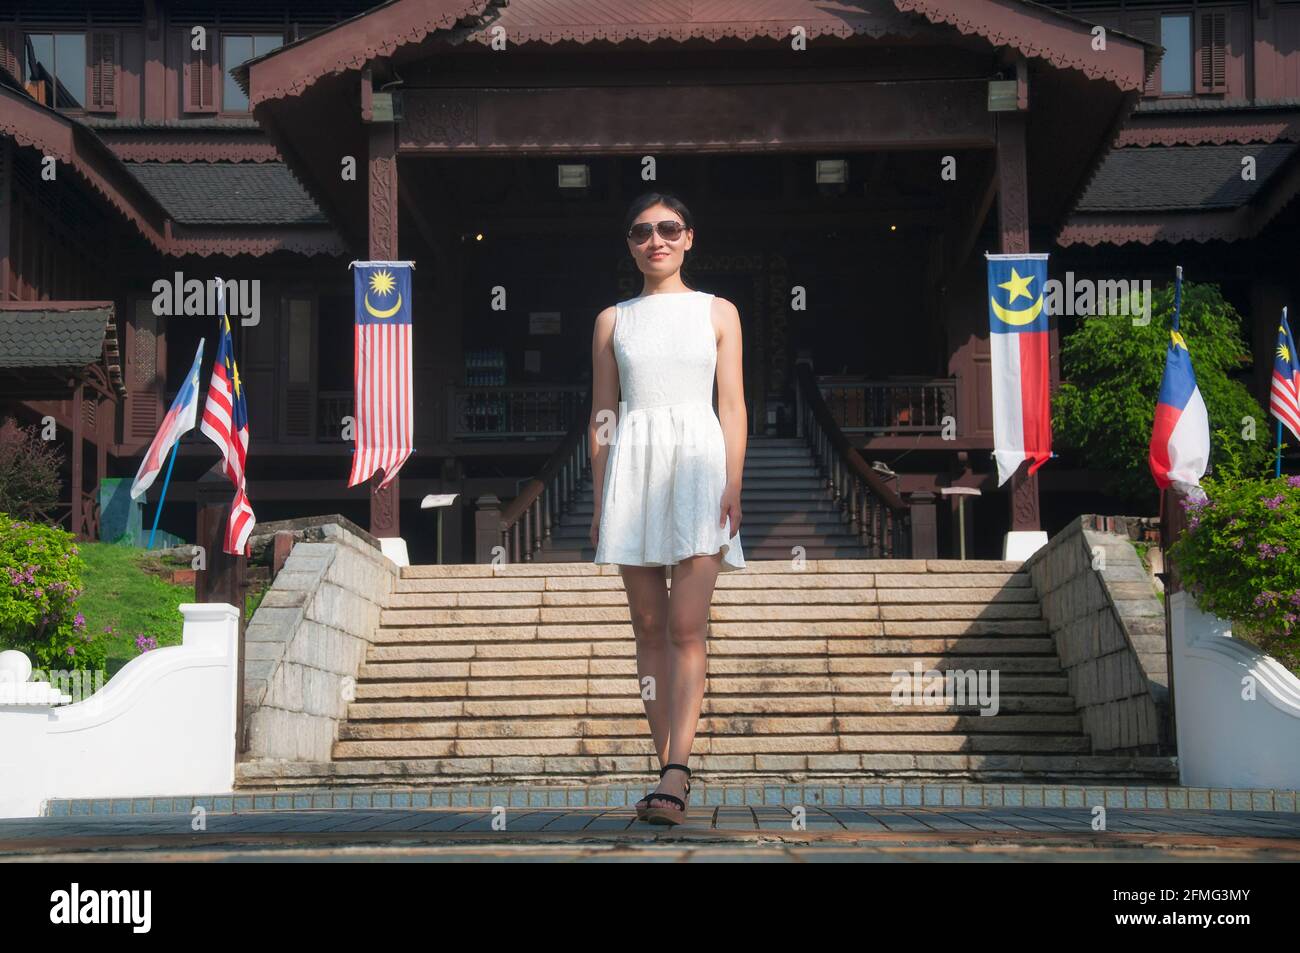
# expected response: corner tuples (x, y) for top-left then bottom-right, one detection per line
(996, 109), (1041, 532)
(70, 380), (85, 539)
(0, 138), (11, 301)
(195, 463), (248, 754)
(368, 119), (400, 537)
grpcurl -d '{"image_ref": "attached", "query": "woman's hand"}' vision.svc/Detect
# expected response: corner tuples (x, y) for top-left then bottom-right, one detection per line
(590, 505), (601, 549)
(719, 483), (742, 537)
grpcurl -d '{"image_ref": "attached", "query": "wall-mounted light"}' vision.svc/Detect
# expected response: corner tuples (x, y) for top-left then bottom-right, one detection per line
(557, 164), (590, 188)
(815, 159), (848, 185)
(987, 79), (1019, 112)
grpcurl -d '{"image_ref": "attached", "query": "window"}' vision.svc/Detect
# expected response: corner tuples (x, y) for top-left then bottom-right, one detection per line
(222, 34), (282, 111)
(25, 33), (86, 109)
(1160, 14), (1193, 95)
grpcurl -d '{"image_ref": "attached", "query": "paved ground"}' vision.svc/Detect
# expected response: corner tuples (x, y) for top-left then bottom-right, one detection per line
(4, 804), (1298, 861)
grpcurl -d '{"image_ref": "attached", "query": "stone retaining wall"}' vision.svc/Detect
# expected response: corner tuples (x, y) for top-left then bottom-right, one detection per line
(1022, 516), (1171, 755)
(242, 521), (397, 761)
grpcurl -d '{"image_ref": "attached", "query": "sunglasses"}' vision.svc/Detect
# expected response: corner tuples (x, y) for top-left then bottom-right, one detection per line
(627, 220), (686, 243)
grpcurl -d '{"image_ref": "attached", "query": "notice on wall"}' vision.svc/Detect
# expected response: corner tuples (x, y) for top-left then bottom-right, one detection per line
(529, 311), (561, 335)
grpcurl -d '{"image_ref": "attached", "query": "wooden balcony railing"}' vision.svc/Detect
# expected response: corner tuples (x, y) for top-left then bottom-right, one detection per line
(795, 363), (912, 556)
(495, 398), (591, 562)
(816, 375), (957, 435)
(449, 384), (588, 439)
(51, 491), (101, 541)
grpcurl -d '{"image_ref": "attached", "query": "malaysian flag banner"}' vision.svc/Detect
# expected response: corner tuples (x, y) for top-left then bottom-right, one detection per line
(987, 252), (1052, 487)
(347, 260), (414, 490)
(200, 302), (256, 556)
(1271, 306), (1300, 445)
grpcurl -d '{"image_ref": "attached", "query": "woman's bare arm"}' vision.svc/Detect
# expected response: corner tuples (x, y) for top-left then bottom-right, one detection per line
(713, 297), (747, 489)
(589, 306), (620, 523)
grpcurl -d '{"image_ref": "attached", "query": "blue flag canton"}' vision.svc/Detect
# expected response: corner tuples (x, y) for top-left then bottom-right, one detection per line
(355, 265), (412, 326)
(1158, 330), (1199, 410)
(987, 257), (1049, 335)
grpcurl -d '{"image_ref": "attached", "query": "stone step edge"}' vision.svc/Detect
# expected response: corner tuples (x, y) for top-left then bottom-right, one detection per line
(401, 559), (1026, 578)
(57, 777), (1299, 819)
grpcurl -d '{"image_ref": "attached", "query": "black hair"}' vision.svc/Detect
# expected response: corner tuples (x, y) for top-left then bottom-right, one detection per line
(623, 191), (696, 291)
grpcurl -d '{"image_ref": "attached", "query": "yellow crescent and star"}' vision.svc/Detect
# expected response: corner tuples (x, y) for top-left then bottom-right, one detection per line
(990, 266), (1044, 326)
(1278, 325), (1293, 365)
(365, 269), (402, 319)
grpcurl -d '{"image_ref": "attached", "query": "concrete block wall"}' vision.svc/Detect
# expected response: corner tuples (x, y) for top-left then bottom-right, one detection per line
(1022, 516), (1171, 755)
(242, 521), (398, 761)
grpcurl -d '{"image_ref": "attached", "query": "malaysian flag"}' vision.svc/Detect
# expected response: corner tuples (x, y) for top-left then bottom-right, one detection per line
(347, 261), (413, 490)
(199, 301), (256, 555)
(1271, 306), (1300, 444)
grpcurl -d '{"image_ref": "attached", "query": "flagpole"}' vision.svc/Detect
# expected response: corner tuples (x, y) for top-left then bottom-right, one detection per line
(147, 441), (180, 549)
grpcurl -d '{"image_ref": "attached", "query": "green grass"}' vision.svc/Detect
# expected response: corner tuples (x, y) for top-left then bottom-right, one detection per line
(77, 542), (192, 670)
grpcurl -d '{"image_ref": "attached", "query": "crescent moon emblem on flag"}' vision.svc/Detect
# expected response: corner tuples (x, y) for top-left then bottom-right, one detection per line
(365, 293), (402, 319)
(990, 294), (1044, 326)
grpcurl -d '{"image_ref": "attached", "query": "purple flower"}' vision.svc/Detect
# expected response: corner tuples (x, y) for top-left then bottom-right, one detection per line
(65, 645), (75, 657)
(134, 634), (158, 654)
(73, 613), (85, 631)
(1262, 494), (1285, 510)
(1288, 475), (1300, 489)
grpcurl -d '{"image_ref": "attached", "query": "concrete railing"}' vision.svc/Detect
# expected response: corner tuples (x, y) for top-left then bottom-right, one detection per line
(0, 603), (240, 818)
(1170, 591), (1300, 790)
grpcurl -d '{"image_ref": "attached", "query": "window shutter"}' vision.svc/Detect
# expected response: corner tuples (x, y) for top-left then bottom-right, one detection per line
(0, 28), (18, 80)
(126, 303), (162, 442)
(183, 38), (215, 112)
(1126, 16), (1160, 96)
(1196, 11), (1227, 94)
(87, 32), (118, 112)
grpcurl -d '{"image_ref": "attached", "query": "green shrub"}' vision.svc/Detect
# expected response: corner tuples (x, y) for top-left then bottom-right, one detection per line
(0, 513), (106, 672)
(1054, 282), (1272, 504)
(1168, 474), (1300, 673)
(0, 417), (64, 521)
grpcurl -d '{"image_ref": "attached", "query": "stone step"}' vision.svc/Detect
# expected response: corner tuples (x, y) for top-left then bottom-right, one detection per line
(372, 621), (1053, 643)
(397, 559), (1025, 578)
(567, 499), (844, 515)
(336, 713), (1083, 742)
(383, 586), (1042, 607)
(233, 754), (1181, 787)
(550, 519), (860, 539)
(379, 602), (1046, 626)
(342, 693), (1079, 720)
(329, 733), (1095, 760)
(391, 570), (1032, 592)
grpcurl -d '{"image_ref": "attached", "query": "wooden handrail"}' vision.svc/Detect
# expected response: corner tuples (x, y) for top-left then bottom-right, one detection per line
(795, 362), (911, 556)
(496, 395), (591, 562)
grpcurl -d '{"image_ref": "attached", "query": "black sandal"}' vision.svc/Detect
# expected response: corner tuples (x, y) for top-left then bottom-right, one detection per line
(635, 763), (685, 819)
(643, 763), (692, 826)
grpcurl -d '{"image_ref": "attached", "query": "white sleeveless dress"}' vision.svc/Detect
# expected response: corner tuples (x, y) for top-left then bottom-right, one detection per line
(594, 289), (746, 572)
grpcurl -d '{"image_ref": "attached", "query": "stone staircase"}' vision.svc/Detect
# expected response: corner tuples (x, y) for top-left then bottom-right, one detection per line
(537, 435), (880, 561)
(235, 559), (1178, 789)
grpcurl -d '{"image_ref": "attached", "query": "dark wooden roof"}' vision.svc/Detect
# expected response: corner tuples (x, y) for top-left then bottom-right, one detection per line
(1077, 143), (1300, 212)
(127, 162), (327, 225)
(0, 303), (125, 396)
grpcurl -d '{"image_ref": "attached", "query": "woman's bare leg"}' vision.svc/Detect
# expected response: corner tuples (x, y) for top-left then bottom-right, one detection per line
(647, 551), (723, 811)
(619, 565), (672, 772)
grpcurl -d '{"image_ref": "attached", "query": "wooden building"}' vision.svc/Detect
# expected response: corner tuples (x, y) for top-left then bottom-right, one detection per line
(0, 0), (1293, 562)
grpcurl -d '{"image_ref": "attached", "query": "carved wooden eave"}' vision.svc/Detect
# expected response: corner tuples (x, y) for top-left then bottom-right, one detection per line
(893, 0), (1156, 92)
(1, 86), (344, 259)
(1116, 107), (1300, 148)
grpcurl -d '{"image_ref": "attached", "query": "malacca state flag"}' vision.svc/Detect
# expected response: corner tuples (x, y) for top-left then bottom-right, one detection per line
(130, 339), (204, 501)
(347, 261), (414, 490)
(987, 253), (1052, 487)
(1149, 327), (1210, 492)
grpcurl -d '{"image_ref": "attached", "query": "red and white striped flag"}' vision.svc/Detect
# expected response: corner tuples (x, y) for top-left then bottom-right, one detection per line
(199, 304), (256, 555)
(1271, 307), (1300, 444)
(347, 261), (414, 490)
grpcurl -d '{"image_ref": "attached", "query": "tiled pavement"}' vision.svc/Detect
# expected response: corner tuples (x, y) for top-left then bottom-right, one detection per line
(3, 792), (1299, 861)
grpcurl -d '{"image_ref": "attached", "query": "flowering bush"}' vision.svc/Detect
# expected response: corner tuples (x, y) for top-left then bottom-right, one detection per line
(1168, 473), (1300, 671)
(0, 514), (106, 671)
